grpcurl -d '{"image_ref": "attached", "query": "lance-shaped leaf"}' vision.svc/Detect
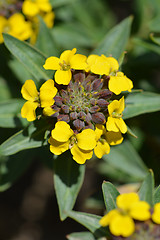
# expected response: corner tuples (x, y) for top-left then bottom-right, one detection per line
(102, 181), (119, 212)
(3, 33), (52, 82)
(92, 16), (133, 58)
(36, 18), (59, 57)
(0, 99), (27, 128)
(66, 231), (95, 240)
(138, 170), (154, 207)
(54, 151), (85, 220)
(0, 119), (51, 156)
(102, 140), (148, 181)
(154, 185), (160, 204)
(68, 211), (108, 238)
(123, 91), (160, 119)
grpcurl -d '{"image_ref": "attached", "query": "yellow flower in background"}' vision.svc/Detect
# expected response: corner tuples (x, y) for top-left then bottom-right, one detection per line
(100, 192), (151, 237)
(106, 96), (127, 134)
(22, 0), (52, 17)
(109, 71), (133, 95)
(152, 202), (160, 224)
(49, 121), (97, 164)
(21, 79), (57, 121)
(43, 48), (87, 85)
(0, 13), (32, 43)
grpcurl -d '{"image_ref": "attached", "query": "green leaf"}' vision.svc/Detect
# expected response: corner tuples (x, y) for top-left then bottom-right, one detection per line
(150, 33), (160, 46)
(54, 151), (85, 220)
(36, 18), (59, 57)
(68, 211), (108, 238)
(3, 33), (52, 82)
(92, 16), (133, 58)
(0, 99), (27, 128)
(133, 38), (160, 55)
(0, 77), (12, 101)
(123, 92), (160, 119)
(0, 150), (33, 191)
(66, 232), (95, 240)
(50, 0), (76, 8)
(102, 140), (148, 181)
(154, 185), (160, 204)
(102, 181), (119, 212)
(0, 119), (51, 156)
(138, 170), (154, 206)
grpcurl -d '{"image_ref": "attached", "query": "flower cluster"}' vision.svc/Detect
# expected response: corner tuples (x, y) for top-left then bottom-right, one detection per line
(99, 192), (160, 238)
(21, 48), (133, 164)
(0, 0), (54, 44)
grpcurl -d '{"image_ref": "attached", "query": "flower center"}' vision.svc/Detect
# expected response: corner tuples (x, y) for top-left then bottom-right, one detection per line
(112, 112), (123, 118)
(59, 61), (70, 71)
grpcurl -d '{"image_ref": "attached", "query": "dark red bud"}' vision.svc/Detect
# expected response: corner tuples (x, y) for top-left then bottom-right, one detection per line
(97, 99), (109, 108)
(85, 113), (92, 123)
(73, 119), (85, 131)
(77, 111), (86, 120)
(61, 105), (70, 113)
(98, 89), (112, 99)
(91, 78), (103, 91)
(90, 98), (97, 106)
(70, 112), (78, 120)
(57, 114), (70, 123)
(92, 112), (106, 124)
(54, 96), (63, 107)
(89, 105), (100, 113)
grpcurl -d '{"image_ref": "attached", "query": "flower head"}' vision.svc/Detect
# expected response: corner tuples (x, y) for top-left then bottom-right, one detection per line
(100, 192), (151, 237)
(43, 48), (88, 85)
(106, 96), (127, 134)
(22, 0), (52, 17)
(21, 79), (57, 121)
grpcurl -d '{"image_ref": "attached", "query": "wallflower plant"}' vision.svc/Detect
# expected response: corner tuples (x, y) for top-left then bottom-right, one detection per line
(21, 48), (133, 164)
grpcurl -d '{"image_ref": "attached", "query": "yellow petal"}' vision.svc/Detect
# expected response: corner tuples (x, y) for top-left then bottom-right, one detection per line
(43, 11), (55, 28)
(51, 121), (74, 142)
(60, 48), (77, 64)
(0, 16), (8, 43)
(94, 140), (110, 158)
(76, 129), (97, 150)
(129, 201), (151, 221)
(49, 137), (69, 155)
(43, 56), (60, 70)
(71, 144), (93, 164)
(95, 124), (106, 141)
(22, 1), (39, 17)
(40, 79), (57, 107)
(114, 118), (127, 134)
(21, 101), (38, 121)
(108, 99), (121, 116)
(86, 54), (99, 71)
(117, 96), (125, 113)
(70, 54), (87, 70)
(21, 80), (38, 101)
(43, 106), (57, 116)
(104, 56), (119, 72)
(116, 193), (139, 211)
(152, 203), (160, 224)
(105, 131), (123, 145)
(55, 69), (72, 85)
(99, 209), (119, 227)
(91, 57), (110, 75)
(37, 0), (52, 12)
(109, 75), (133, 95)
(110, 214), (135, 237)
(106, 116), (119, 132)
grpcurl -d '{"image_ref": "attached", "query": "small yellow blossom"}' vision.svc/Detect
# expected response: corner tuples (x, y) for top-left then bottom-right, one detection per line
(100, 192), (151, 237)
(22, 0), (52, 17)
(43, 48), (88, 85)
(106, 96), (127, 134)
(21, 79), (57, 121)
(49, 121), (97, 164)
(152, 202), (160, 224)
(109, 71), (133, 95)
(0, 13), (32, 43)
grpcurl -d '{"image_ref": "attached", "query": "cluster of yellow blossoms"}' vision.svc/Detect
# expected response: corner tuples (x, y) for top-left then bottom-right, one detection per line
(0, 0), (54, 44)
(100, 192), (160, 238)
(21, 48), (133, 164)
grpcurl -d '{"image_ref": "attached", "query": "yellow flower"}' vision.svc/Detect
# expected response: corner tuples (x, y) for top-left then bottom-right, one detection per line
(109, 72), (133, 95)
(152, 203), (160, 224)
(49, 121), (97, 164)
(22, 0), (52, 17)
(21, 79), (57, 121)
(94, 124), (123, 158)
(106, 96), (127, 134)
(43, 48), (88, 85)
(100, 192), (151, 237)
(0, 13), (32, 43)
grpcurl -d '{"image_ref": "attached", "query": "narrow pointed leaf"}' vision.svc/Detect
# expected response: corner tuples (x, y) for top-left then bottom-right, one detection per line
(92, 16), (133, 58)
(102, 181), (119, 212)
(0, 99), (27, 128)
(138, 170), (154, 206)
(54, 152), (85, 220)
(67, 232), (95, 240)
(123, 92), (160, 119)
(154, 185), (160, 204)
(3, 33), (52, 81)
(68, 211), (108, 238)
